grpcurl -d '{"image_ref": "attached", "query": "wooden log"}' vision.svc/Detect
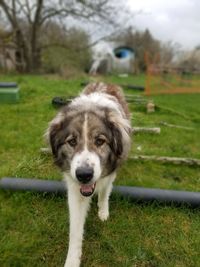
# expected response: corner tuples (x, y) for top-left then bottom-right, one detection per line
(157, 105), (191, 120)
(80, 82), (145, 91)
(160, 121), (194, 130)
(41, 148), (200, 167)
(132, 127), (161, 134)
(130, 155), (200, 166)
(125, 94), (145, 98)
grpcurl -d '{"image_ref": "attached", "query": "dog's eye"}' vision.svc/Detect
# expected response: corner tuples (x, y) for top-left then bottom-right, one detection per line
(67, 138), (77, 147)
(95, 138), (105, 147)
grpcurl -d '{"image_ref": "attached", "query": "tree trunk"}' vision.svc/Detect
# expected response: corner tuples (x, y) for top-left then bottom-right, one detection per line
(30, 43), (42, 72)
(15, 29), (30, 72)
(29, 0), (43, 72)
(15, 29), (42, 73)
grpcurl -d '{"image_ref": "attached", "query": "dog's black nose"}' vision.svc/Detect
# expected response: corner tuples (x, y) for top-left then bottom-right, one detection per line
(76, 167), (94, 184)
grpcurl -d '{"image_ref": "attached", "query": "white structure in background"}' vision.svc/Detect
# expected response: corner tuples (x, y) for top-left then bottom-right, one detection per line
(0, 46), (16, 71)
(89, 41), (135, 75)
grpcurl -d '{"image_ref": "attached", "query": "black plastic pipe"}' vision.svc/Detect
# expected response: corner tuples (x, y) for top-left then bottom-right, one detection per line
(0, 177), (66, 194)
(0, 82), (18, 88)
(0, 177), (200, 207)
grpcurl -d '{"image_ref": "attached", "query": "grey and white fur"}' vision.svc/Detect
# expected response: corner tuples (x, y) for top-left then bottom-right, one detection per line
(46, 82), (132, 267)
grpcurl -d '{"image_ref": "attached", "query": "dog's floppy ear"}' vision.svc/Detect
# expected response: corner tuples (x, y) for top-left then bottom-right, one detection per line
(49, 122), (61, 157)
(106, 110), (131, 159)
(45, 112), (64, 157)
(107, 120), (123, 157)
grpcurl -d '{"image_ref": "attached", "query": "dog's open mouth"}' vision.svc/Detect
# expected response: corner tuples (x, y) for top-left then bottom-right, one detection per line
(80, 182), (96, 197)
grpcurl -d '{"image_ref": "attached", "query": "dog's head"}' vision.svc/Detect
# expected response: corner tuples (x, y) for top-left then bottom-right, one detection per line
(46, 104), (131, 197)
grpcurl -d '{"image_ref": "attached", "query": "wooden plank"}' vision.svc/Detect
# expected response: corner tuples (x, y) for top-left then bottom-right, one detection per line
(130, 155), (200, 166)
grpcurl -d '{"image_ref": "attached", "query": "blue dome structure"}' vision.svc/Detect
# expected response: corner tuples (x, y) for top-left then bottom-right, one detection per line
(114, 47), (134, 59)
(89, 42), (135, 75)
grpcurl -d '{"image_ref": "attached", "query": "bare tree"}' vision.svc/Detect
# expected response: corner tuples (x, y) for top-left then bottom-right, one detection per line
(159, 41), (182, 67)
(0, 0), (120, 72)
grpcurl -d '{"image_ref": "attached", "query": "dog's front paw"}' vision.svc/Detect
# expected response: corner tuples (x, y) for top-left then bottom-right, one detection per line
(98, 208), (109, 221)
(64, 257), (80, 267)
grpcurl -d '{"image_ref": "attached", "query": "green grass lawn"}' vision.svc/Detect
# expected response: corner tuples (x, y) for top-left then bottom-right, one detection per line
(0, 74), (200, 267)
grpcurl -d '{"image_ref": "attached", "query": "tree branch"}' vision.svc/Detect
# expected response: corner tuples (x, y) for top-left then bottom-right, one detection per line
(33, 0), (43, 25)
(0, 0), (15, 27)
(40, 0), (114, 26)
(15, 0), (33, 24)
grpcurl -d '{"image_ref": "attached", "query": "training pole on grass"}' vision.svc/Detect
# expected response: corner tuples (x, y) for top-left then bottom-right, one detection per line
(0, 177), (200, 208)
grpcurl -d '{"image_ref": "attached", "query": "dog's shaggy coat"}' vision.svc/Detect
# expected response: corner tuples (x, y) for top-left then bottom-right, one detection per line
(46, 82), (131, 267)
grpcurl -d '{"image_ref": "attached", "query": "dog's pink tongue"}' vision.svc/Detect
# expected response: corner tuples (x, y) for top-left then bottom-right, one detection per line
(80, 183), (95, 197)
(80, 184), (93, 193)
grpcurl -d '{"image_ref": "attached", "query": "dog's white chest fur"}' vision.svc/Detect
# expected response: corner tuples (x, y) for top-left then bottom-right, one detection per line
(46, 83), (131, 267)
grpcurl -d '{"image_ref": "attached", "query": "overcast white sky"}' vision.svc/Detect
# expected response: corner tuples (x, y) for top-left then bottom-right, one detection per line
(127, 0), (200, 50)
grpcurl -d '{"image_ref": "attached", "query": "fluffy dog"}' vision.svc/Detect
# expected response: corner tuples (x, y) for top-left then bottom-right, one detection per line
(46, 82), (131, 267)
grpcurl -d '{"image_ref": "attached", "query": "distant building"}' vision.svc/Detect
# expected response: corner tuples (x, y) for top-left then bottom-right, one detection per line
(0, 45), (16, 71)
(89, 41), (135, 75)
